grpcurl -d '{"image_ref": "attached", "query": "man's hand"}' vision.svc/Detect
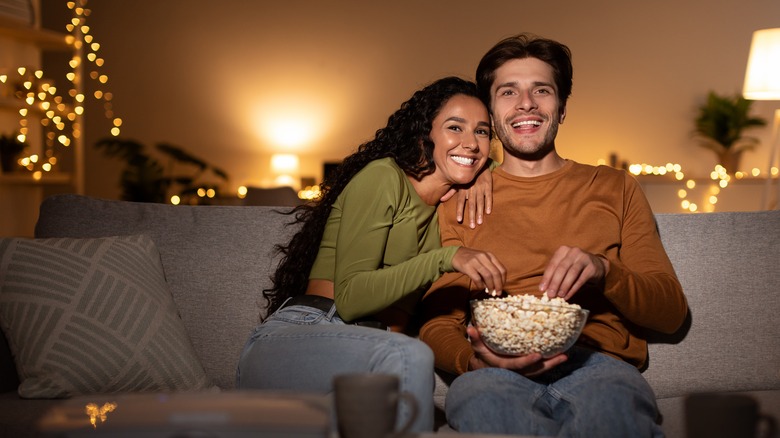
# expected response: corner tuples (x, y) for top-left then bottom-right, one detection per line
(466, 326), (567, 377)
(440, 166), (493, 229)
(451, 247), (506, 295)
(539, 246), (610, 300)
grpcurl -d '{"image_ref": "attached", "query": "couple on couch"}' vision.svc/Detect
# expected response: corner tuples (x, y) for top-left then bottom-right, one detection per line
(236, 33), (687, 438)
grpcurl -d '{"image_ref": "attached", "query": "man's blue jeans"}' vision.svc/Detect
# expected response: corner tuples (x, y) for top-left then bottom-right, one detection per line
(236, 301), (434, 432)
(445, 346), (663, 437)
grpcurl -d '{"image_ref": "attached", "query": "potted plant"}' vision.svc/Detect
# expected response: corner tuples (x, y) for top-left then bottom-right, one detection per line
(0, 133), (25, 173)
(95, 137), (229, 203)
(693, 91), (767, 172)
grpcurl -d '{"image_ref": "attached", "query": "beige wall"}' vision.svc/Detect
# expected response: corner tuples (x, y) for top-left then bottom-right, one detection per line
(40, 0), (780, 205)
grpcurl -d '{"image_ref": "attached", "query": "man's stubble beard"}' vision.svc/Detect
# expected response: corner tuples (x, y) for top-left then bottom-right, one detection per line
(494, 117), (560, 162)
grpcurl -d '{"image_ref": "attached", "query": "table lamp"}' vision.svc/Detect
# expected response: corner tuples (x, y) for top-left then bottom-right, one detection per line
(743, 28), (780, 210)
(270, 153), (300, 188)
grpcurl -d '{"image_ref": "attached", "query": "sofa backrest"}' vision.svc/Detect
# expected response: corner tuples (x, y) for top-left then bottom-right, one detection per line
(645, 210), (780, 399)
(32, 194), (300, 390)
(6, 195), (779, 399)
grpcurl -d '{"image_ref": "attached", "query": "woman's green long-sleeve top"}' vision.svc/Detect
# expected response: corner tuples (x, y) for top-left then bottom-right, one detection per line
(308, 158), (460, 322)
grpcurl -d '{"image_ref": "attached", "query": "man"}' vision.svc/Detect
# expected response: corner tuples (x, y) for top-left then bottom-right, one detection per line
(419, 33), (688, 437)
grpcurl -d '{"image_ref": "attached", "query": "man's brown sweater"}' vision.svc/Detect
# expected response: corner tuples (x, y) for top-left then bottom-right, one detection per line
(419, 161), (688, 375)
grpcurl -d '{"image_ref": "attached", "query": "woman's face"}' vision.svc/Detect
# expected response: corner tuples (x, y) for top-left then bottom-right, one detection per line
(429, 94), (491, 185)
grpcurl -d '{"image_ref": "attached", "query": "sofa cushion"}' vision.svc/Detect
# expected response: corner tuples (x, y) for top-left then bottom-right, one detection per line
(33, 194), (300, 390)
(0, 234), (212, 398)
(644, 210), (780, 400)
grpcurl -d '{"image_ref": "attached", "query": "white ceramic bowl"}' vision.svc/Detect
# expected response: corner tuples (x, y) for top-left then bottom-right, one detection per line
(470, 295), (589, 357)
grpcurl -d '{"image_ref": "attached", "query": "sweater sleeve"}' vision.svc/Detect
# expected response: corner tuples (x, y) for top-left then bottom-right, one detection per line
(333, 163), (459, 322)
(601, 173), (688, 333)
(419, 201), (476, 375)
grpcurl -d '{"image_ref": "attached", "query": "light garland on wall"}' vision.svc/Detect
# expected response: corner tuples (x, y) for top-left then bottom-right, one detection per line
(66, 0), (121, 135)
(0, 0), (120, 178)
(627, 161), (774, 213)
(1, 66), (74, 176)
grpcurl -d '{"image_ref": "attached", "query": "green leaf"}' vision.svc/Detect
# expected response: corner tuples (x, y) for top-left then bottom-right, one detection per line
(694, 91), (767, 149)
(93, 136), (231, 203)
(156, 143), (207, 170)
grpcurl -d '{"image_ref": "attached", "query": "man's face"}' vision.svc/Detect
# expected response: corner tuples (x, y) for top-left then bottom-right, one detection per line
(489, 57), (566, 159)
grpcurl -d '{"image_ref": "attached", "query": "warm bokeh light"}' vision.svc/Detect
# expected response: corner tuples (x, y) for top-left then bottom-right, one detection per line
(298, 185), (322, 200)
(266, 118), (313, 149)
(274, 174), (296, 187)
(84, 402), (116, 429)
(252, 96), (332, 152)
(270, 153), (299, 174)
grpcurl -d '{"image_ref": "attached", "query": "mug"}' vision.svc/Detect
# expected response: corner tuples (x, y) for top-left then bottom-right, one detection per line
(685, 393), (777, 438)
(333, 373), (418, 438)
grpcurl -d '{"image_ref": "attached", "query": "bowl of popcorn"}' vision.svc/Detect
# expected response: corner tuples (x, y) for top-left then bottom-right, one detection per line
(470, 294), (589, 357)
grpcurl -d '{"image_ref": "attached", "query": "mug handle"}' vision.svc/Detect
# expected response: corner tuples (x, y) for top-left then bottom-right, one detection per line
(758, 413), (777, 438)
(393, 391), (418, 436)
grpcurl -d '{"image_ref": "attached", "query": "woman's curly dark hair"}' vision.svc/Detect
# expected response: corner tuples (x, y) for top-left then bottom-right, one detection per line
(262, 76), (482, 318)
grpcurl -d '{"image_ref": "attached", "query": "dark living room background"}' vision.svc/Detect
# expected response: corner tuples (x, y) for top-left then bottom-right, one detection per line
(1, 0), (779, 236)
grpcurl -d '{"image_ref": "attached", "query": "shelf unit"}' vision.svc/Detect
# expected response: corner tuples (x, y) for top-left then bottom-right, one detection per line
(0, 1), (80, 237)
(0, 171), (70, 184)
(0, 20), (68, 49)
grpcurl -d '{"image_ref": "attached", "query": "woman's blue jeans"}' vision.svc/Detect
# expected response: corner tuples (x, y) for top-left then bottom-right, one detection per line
(445, 346), (663, 437)
(236, 300), (435, 433)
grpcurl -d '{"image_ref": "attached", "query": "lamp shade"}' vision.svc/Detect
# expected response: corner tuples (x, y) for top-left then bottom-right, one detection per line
(743, 28), (780, 100)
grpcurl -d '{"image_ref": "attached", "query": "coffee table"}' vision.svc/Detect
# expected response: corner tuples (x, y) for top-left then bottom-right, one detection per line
(37, 390), (330, 437)
(37, 390), (539, 438)
(419, 433), (539, 438)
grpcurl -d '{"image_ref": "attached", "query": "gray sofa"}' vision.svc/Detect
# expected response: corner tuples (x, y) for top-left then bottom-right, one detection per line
(0, 194), (778, 437)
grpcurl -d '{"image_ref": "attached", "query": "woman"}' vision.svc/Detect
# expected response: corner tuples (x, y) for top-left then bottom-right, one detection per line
(236, 76), (506, 432)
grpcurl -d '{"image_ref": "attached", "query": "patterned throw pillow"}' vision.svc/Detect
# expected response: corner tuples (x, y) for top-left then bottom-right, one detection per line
(0, 234), (212, 398)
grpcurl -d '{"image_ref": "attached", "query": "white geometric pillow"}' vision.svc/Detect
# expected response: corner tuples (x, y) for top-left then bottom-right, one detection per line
(0, 234), (212, 398)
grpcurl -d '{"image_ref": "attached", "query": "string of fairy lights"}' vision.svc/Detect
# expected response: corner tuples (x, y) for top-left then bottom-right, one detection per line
(0, 0), (120, 179)
(626, 161), (777, 213)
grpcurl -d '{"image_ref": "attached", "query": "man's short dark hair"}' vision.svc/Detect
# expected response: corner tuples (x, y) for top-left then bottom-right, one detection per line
(476, 33), (573, 111)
